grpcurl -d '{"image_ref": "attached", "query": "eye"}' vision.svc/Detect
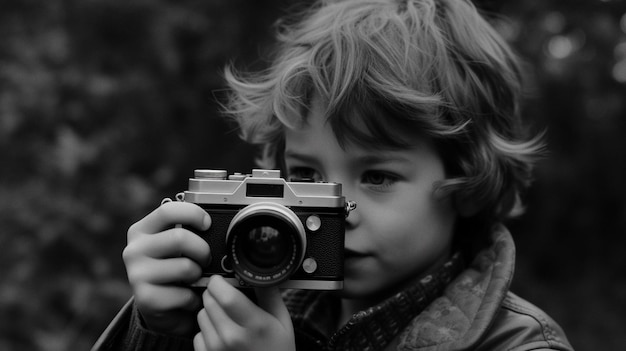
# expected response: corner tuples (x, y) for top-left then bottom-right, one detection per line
(362, 171), (399, 189)
(287, 167), (323, 182)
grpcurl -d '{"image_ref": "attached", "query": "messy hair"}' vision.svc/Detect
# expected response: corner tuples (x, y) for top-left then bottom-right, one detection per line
(222, 0), (543, 230)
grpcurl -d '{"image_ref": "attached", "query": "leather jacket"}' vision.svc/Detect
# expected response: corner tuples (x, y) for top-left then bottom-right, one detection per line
(283, 225), (573, 351)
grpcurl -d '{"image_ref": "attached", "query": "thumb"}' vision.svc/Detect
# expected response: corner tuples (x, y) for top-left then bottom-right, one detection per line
(254, 287), (293, 330)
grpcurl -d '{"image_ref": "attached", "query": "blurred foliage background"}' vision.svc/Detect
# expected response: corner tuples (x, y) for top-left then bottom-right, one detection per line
(0, 0), (624, 350)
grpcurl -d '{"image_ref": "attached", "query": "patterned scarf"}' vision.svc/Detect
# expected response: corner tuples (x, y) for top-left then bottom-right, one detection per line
(283, 252), (465, 351)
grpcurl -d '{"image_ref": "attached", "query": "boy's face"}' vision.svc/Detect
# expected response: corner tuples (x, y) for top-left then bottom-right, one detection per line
(284, 98), (457, 301)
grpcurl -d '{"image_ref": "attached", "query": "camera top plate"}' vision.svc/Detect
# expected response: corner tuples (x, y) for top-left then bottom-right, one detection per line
(183, 169), (345, 208)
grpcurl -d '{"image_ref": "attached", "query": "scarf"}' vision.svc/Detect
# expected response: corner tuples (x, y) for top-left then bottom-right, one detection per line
(283, 252), (465, 351)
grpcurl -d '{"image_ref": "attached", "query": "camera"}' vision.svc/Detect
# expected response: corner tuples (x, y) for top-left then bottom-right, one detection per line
(180, 169), (347, 290)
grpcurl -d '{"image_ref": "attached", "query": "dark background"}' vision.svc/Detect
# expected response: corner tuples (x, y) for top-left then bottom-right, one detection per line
(1, 0), (624, 350)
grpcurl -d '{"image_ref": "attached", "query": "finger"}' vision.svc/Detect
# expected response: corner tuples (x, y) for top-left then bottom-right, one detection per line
(255, 287), (293, 331)
(193, 333), (207, 351)
(206, 275), (261, 326)
(127, 257), (203, 285)
(130, 201), (211, 237)
(134, 283), (202, 313)
(125, 228), (210, 265)
(202, 289), (245, 345)
(196, 309), (224, 351)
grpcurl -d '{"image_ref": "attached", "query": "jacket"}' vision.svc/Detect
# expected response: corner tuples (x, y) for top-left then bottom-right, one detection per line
(92, 225), (573, 351)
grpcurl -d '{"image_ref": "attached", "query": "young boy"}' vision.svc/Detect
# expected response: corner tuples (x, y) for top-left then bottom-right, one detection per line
(93, 0), (573, 350)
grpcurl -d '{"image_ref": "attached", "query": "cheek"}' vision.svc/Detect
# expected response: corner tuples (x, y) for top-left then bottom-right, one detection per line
(364, 202), (424, 249)
(374, 193), (435, 227)
(369, 195), (456, 252)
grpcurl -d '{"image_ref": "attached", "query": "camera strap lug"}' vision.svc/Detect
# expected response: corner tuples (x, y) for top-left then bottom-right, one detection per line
(345, 200), (357, 217)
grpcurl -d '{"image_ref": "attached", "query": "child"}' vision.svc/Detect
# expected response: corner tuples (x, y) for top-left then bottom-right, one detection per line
(93, 0), (574, 350)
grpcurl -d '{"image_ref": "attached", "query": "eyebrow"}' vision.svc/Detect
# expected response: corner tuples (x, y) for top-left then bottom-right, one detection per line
(354, 154), (413, 165)
(283, 150), (319, 164)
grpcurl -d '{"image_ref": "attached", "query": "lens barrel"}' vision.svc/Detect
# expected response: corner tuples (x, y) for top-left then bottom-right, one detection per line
(226, 203), (306, 287)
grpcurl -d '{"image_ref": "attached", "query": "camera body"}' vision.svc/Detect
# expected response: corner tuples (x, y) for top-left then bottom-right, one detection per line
(182, 169), (346, 290)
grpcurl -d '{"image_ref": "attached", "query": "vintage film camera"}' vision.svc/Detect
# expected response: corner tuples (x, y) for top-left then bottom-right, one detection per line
(180, 169), (348, 290)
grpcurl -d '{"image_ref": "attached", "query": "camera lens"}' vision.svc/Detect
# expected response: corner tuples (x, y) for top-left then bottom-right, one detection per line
(241, 225), (290, 268)
(226, 203), (306, 287)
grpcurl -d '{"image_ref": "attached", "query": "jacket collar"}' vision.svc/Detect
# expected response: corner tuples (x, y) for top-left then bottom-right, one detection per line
(396, 225), (516, 350)
(284, 250), (466, 350)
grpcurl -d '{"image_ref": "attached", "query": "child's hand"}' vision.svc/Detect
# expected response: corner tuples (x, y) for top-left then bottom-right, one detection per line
(194, 275), (295, 351)
(123, 201), (212, 337)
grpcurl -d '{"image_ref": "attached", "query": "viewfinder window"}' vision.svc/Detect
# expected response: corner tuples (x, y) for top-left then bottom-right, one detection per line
(246, 184), (284, 198)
